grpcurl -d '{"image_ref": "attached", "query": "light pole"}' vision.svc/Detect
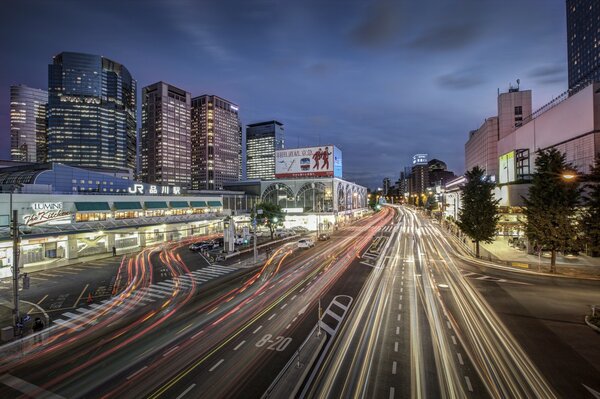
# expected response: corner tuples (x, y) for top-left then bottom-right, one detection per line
(12, 209), (20, 333)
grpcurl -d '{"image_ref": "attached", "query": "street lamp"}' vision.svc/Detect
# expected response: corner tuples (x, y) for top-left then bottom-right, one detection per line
(561, 172), (577, 180)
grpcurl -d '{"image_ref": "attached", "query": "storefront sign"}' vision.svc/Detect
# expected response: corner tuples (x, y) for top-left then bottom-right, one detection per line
(24, 202), (72, 226)
(128, 184), (181, 195)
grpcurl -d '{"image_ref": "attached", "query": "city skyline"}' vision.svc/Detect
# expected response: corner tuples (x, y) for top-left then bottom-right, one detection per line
(0, 0), (568, 188)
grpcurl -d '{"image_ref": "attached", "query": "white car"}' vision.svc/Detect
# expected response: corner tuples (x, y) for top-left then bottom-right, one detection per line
(297, 238), (315, 249)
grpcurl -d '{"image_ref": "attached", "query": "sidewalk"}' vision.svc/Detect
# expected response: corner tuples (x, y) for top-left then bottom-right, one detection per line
(0, 299), (49, 342)
(445, 227), (600, 279)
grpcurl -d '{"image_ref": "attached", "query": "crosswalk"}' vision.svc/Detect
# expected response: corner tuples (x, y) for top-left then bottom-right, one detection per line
(51, 265), (237, 332)
(381, 225), (394, 233)
(461, 271), (530, 285)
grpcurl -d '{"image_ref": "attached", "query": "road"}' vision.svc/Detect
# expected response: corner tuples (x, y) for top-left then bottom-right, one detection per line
(0, 208), (393, 398)
(308, 205), (600, 398)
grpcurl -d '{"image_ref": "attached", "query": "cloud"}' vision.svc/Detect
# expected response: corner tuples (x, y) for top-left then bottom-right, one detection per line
(436, 68), (485, 90)
(349, 0), (399, 47)
(408, 23), (482, 51)
(527, 63), (566, 85)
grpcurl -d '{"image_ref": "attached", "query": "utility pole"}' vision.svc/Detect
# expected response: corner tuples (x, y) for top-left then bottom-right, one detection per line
(254, 207), (262, 264)
(12, 209), (20, 332)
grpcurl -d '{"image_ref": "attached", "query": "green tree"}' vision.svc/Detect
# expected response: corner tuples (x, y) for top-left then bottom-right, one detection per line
(582, 154), (600, 257)
(256, 202), (285, 240)
(523, 148), (581, 272)
(457, 166), (500, 257)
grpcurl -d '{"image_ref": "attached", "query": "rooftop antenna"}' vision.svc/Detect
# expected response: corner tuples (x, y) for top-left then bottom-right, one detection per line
(517, 78), (520, 89)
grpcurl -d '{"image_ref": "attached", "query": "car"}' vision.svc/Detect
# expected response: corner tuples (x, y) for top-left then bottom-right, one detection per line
(189, 240), (215, 251)
(297, 238), (315, 249)
(275, 229), (294, 238)
(291, 226), (309, 233)
(317, 232), (331, 241)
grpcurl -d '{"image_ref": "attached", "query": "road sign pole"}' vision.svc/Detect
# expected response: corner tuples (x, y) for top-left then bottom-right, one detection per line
(12, 209), (20, 333)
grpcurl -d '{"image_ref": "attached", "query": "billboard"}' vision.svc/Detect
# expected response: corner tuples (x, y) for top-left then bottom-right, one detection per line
(499, 151), (516, 184)
(275, 145), (342, 178)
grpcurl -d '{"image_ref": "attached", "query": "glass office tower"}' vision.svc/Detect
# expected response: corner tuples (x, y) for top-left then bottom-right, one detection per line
(567, 0), (600, 91)
(141, 82), (192, 187)
(10, 85), (48, 163)
(47, 52), (137, 171)
(191, 95), (242, 190)
(246, 120), (284, 180)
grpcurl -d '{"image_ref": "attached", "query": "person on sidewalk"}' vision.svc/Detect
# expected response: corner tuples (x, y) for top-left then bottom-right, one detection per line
(112, 246), (117, 257)
(32, 317), (44, 343)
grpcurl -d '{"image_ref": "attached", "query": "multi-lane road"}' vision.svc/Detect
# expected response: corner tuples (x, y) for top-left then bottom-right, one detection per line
(1, 205), (599, 398)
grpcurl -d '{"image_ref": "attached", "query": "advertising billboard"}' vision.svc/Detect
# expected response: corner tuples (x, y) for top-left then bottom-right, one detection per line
(275, 145), (342, 178)
(499, 151), (516, 184)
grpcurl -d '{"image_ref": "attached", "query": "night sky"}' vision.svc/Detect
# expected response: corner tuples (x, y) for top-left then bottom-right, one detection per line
(0, 0), (567, 188)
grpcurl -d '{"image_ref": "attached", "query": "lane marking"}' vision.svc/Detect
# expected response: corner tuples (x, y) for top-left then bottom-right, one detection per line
(399, 295), (403, 301)
(0, 374), (65, 399)
(163, 346), (180, 357)
(209, 359), (224, 372)
(451, 336), (457, 345)
(74, 283), (90, 308)
(398, 303), (402, 311)
(176, 383), (196, 399)
(127, 366), (148, 380)
(389, 387), (395, 399)
(457, 353), (464, 365)
(191, 330), (204, 340)
(465, 376), (473, 392)
(286, 323), (291, 329)
(268, 314), (277, 321)
(447, 321), (452, 329)
(233, 341), (246, 351)
(177, 323), (193, 335)
(392, 361), (397, 375)
(291, 295), (297, 301)
(37, 294), (49, 305)
(394, 342), (398, 352)
(281, 303), (287, 309)
(395, 326), (400, 335)
(397, 314), (401, 321)
(253, 325), (263, 334)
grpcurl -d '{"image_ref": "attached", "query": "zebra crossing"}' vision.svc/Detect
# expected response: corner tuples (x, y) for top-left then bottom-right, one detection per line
(381, 225), (394, 233)
(51, 265), (238, 331)
(461, 270), (530, 285)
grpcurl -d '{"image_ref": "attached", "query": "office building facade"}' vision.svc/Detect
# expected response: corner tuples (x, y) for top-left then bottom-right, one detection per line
(465, 117), (499, 180)
(47, 52), (137, 171)
(497, 87), (532, 140)
(567, 0), (600, 91)
(191, 95), (242, 190)
(141, 82), (191, 187)
(246, 120), (284, 180)
(10, 85), (48, 163)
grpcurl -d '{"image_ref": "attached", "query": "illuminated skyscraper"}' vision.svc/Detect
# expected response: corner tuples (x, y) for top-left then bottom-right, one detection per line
(141, 82), (191, 187)
(567, 0), (600, 91)
(246, 120), (284, 180)
(47, 52), (137, 171)
(191, 95), (241, 190)
(10, 85), (48, 163)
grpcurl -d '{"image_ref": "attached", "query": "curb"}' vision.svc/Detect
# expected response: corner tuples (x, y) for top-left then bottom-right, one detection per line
(584, 316), (600, 333)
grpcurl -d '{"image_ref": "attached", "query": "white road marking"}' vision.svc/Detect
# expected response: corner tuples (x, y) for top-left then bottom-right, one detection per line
(209, 359), (224, 372)
(457, 353), (464, 365)
(451, 336), (457, 345)
(286, 323), (291, 329)
(299, 288), (305, 293)
(268, 314), (277, 320)
(190, 330), (204, 340)
(397, 314), (401, 321)
(395, 326), (400, 335)
(389, 387), (395, 399)
(0, 374), (65, 399)
(392, 361), (397, 374)
(281, 303), (287, 309)
(176, 383), (196, 399)
(162, 346), (179, 357)
(253, 325), (263, 334)
(127, 366), (148, 380)
(233, 340), (246, 351)
(398, 303), (402, 311)
(394, 342), (398, 352)
(447, 321), (452, 329)
(465, 376), (473, 392)
(399, 295), (403, 301)
(291, 295), (297, 300)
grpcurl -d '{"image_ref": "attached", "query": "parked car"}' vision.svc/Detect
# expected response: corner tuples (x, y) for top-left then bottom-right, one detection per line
(291, 226), (309, 233)
(297, 238), (315, 249)
(317, 232), (331, 241)
(275, 229), (294, 239)
(189, 240), (215, 251)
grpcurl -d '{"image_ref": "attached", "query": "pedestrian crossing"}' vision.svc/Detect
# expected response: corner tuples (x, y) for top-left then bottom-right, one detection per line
(381, 225), (394, 233)
(51, 265), (237, 332)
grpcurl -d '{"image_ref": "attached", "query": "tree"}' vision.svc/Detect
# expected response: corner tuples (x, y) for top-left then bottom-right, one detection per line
(457, 166), (500, 257)
(582, 153), (600, 257)
(256, 202), (285, 240)
(523, 148), (582, 272)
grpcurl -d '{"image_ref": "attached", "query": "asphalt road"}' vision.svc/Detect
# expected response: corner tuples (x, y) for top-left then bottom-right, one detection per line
(0, 210), (390, 399)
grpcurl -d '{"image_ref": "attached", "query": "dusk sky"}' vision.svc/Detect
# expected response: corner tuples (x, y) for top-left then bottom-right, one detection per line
(0, 0), (567, 188)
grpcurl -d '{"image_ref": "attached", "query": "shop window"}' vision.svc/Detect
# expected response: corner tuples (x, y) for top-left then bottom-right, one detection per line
(76, 212), (108, 222)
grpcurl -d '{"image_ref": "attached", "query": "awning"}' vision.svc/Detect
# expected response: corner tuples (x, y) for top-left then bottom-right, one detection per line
(170, 201), (189, 208)
(74, 202), (110, 212)
(190, 201), (207, 208)
(144, 201), (169, 209)
(207, 200), (222, 207)
(113, 201), (143, 211)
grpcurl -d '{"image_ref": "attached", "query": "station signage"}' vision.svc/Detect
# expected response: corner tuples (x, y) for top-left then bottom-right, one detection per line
(23, 202), (72, 226)
(127, 184), (181, 195)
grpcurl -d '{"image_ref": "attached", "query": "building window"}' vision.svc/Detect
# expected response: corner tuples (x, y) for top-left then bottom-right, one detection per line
(514, 106), (522, 115)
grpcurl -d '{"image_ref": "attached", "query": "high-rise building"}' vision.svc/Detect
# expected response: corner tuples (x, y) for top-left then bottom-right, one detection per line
(428, 159), (455, 187)
(246, 120), (284, 180)
(191, 95), (242, 190)
(382, 177), (391, 195)
(10, 85), (48, 163)
(47, 52), (137, 171)
(567, 0), (600, 91)
(497, 86), (532, 140)
(141, 82), (191, 187)
(410, 154), (429, 195)
(465, 117), (499, 180)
